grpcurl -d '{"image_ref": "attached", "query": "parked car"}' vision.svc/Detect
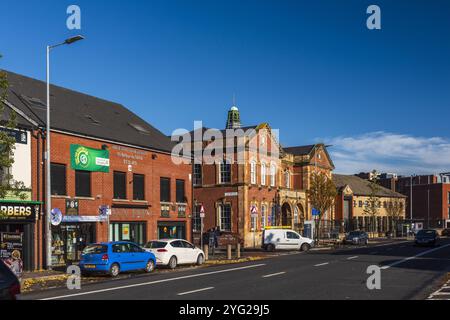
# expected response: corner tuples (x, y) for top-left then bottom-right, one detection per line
(415, 229), (439, 246)
(144, 239), (205, 269)
(344, 231), (369, 245)
(441, 229), (450, 237)
(0, 260), (21, 300)
(262, 229), (313, 252)
(79, 241), (156, 277)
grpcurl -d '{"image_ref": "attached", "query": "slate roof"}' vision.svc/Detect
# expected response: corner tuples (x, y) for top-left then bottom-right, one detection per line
(333, 174), (406, 198)
(283, 145), (316, 156)
(2, 70), (175, 153)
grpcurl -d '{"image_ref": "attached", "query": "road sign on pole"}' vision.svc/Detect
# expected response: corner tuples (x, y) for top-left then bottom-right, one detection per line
(200, 205), (205, 218)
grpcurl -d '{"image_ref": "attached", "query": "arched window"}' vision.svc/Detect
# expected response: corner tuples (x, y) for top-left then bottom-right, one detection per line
(270, 164), (276, 187)
(285, 171), (290, 189)
(250, 161), (257, 185)
(261, 163), (267, 186)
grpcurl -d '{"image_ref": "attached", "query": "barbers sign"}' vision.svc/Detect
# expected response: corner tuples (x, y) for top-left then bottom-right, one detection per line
(0, 201), (41, 223)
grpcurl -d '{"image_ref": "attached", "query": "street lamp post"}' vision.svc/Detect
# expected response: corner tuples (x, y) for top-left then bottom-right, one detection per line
(45, 35), (84, 270)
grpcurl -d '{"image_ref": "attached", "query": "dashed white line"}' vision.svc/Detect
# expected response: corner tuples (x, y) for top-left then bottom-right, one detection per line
(178, 287), (214, 296)
(40, 263), (266, 300)
(314, 262), (329, 267)
(347, 256), (358, 260)
(262, 272), (286, 278)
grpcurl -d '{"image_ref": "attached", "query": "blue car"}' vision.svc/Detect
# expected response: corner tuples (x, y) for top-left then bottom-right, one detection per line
(79, 241), (156, 277)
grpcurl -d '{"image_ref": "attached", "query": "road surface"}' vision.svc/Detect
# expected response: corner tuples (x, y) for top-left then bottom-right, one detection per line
(21, 238), (450, 300)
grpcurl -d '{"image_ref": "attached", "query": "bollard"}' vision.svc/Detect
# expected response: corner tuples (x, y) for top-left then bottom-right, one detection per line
(203, 244), (209, 261)
(236, 243), (241, 259)
(227, 244), (232, 260)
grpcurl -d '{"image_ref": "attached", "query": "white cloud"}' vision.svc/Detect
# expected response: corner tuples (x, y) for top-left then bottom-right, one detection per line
(322, 131), (450, 175)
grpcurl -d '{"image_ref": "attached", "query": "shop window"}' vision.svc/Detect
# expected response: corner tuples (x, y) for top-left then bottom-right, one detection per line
(160, 177), (171, 202)
(133, 174), (145, 200)
(75, 170), (91, 197)
(220, 161), (231, 184)
(109, 222), (146, 246)
(219, 204), (232, 231)
(193, 164), (202, 186)
(114, 171), (127, 199)
(176, 179), (186, 203)
(51, 163), (66, 196)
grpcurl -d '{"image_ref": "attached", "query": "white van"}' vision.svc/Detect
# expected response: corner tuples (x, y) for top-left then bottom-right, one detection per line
(262, 229), (314, 252)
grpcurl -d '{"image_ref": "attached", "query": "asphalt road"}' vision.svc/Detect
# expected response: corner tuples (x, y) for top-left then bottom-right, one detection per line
(21, 238), (450, 300)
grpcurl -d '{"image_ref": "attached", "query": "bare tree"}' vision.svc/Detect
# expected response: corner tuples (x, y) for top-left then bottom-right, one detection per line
(307, 172), (337, 243)
(386, 199), (404, 237)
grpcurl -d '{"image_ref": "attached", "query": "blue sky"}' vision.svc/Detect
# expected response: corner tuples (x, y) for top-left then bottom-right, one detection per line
(1, 0), (449, 175)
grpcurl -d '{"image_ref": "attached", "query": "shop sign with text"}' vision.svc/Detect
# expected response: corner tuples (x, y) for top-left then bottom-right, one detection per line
(0, 202), (40, 223)
(70, 144), (110, 173)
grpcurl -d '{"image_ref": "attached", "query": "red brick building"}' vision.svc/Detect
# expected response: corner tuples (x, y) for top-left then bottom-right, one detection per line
(191, 106), (334, 247)
(4, 71), (192, 269)
(376, 173), (450, 229)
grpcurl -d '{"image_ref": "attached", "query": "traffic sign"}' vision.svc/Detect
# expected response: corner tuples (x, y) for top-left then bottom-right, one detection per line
(200, 205), (205, 218)
(250, 205), (258, 217)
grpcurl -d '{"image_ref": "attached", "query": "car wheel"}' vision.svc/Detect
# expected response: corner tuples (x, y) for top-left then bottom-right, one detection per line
(145, 260), (155, 273)
(197, 254), (204, 265)
(169, 256), (178, 269)
(301, 243), (311, 252)
(110, 263), (120, 277)
(267, 244), (275, 252)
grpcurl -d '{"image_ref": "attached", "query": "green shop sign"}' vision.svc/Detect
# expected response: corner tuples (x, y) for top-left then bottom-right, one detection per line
(70, 144), (110, 173)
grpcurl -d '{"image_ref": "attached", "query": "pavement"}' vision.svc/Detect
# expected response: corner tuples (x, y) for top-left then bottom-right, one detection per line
(18, 238), (450, 300)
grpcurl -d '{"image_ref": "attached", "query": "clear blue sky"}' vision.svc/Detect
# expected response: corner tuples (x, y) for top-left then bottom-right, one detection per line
(1, 0), (449, 174)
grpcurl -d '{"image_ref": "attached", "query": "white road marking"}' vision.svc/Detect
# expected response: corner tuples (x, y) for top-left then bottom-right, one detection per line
(177, 287), (214, 296)
(40, 263), (266, 300)
(381, 244), (450, 270)
(314, 262), (329, 267)
(262, 272), (286, 278)
(347, 256), (358, 260)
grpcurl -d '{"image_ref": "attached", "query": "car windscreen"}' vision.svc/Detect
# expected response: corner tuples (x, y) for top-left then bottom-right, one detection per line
(145, 241), (167, 249)
(82, 244), (107, 254)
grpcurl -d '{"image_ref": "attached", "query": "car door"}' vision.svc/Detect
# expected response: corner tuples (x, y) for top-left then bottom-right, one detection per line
(129, 243), (148, 270)
(112, 243), (132, 271)
(170, 240), (186, 264)
(286, 231), (301, 250)
(181, 240), (197, 264)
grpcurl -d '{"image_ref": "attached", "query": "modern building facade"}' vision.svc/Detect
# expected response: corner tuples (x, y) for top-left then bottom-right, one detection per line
(376, 173), (450, 229)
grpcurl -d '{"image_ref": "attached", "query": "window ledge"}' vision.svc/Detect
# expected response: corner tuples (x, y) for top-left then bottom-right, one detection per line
(132, 200), (148, 203)
(160, 202), (173, 205)
(113, 199), (130, 202)
(75, 197), (95, 201)
(51, 195), (70, 199)
(176, 202), (187, 206)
